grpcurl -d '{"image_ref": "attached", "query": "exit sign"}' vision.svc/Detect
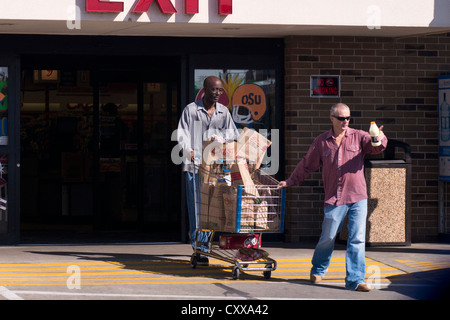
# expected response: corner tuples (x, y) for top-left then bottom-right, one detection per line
(85, 0), (232, 15)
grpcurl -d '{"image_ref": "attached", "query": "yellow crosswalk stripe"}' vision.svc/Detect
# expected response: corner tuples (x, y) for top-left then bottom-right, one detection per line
(0, 257), (410, 287)
(396, 260), (450, 271)
(0, 258), (414, 286)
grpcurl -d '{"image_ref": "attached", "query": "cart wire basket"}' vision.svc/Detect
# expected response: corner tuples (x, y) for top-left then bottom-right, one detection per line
(190, 161), (285, 280)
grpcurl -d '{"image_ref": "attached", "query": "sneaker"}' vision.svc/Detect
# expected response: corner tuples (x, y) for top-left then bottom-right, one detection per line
(355, 283), (371, 292)
(310, 274), (322, 284)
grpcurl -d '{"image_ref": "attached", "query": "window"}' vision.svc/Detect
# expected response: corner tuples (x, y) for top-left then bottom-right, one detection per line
(194, 69), (279, 173)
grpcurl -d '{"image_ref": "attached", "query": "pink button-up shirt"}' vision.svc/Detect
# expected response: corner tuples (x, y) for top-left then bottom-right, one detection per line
(286, 127), (387, 206)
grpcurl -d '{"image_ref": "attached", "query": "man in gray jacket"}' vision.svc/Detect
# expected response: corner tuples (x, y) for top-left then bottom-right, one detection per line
(177, 76), (238, 259)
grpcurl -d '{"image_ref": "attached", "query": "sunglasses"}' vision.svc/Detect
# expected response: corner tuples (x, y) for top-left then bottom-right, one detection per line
(332, 115), (351, 121)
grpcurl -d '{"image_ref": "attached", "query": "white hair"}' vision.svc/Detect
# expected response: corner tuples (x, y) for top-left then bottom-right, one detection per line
(330, 103), (350, 116)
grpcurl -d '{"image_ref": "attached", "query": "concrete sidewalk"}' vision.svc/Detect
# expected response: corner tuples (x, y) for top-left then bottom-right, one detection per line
(0, 241), (449, 300)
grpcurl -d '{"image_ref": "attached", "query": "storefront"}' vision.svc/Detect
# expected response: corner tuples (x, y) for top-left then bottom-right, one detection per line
(0, 34), (284, 244)
(1, 0), (449, 244)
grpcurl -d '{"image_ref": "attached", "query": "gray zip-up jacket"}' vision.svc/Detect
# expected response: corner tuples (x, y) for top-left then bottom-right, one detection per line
(177, 99), (238, 172)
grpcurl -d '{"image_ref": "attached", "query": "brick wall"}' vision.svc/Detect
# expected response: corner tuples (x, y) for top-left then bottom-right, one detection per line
(283, 33), (450, 242)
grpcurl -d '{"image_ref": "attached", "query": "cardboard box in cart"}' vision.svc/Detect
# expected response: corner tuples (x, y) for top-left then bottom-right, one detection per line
(198, 129), (281, 234)
(236, 127), (272, 171)
(198, 137), (235, 231)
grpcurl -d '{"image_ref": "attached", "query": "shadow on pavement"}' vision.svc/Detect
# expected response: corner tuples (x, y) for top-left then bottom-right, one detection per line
(24, 249), (287, 282)
(382, 268), (450, 300)
(24, 249), (358, 296)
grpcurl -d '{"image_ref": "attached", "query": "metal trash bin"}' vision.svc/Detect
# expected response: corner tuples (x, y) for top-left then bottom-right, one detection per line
(340, 139), (412, 246)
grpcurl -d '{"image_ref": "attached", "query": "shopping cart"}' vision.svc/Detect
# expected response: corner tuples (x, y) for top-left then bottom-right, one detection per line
(189, 160), (285, 280)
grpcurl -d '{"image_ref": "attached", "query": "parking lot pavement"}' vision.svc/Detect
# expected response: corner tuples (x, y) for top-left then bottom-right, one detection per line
(0, 242), (449, 301)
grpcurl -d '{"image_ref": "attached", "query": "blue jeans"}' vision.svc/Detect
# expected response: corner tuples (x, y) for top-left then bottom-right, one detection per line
(185, 171), (210, 252)
(311, 199), (367, 290)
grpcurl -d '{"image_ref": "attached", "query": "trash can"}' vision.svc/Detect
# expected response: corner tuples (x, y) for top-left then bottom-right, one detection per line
(340, 139), (412, 246)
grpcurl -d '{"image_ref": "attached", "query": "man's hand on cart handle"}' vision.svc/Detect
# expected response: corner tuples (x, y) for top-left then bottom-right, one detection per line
(278, 181), (287, 189)
(191, 152), (202, 164)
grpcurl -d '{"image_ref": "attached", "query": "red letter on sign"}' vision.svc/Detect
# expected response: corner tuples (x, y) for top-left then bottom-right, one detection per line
(185, 0), (199, 14)
(132, 0), (177, 14)
(86, 0), (124, 12)
(218, 0), (232, 15)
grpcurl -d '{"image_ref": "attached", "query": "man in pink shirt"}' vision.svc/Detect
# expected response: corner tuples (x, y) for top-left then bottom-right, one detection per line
(279, 103), (387, 292)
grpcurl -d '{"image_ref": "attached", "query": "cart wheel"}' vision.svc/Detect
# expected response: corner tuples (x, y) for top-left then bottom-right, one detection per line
(190, 254), (197, 269)
(232, 267), (240, 280)
(263, 270), (271, 279)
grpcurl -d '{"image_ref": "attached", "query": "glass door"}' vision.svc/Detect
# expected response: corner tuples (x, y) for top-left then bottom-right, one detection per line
(20, 68), (95, 242)
(94, 72), (181, 239)
(142, 81), (180, 238)
(96, 73), (139, 229)
(16, 56), (182, 243)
